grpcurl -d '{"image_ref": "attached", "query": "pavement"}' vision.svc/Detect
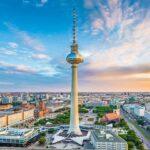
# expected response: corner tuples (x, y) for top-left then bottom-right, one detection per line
(121, 110), (150, 150)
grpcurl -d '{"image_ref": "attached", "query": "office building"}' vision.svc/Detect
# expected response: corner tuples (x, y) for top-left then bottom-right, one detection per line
(90, 130), (128, 150)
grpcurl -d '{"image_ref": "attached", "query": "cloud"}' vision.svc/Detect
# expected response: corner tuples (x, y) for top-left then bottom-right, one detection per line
(84, 0), (146, 37)
(82, 0), (150, 70)
(0, 82), (14, 86)
(81, 63), (150, 80)
(0, 61), (57, 77)
(84, 0), (94, 9)
(5, 23), (46, 51)
(8, 42), (18, 48)
(79, 63), (150, 92)
(0, 61), (36, 74)
(23, 0), (48, 7)
(32, 53), (50, 60)
(18, 31), (45, 51)
(80, 0), (150, 92)
(0, 47), (16, 55)
(85, 15), (150, 70)
(91, 18), (104, 35)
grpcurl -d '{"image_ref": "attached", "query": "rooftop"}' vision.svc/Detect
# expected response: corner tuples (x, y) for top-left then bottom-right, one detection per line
(0, 128), (35, 138)
(105, 112), (119, 120)
(91, 129), (126, 143)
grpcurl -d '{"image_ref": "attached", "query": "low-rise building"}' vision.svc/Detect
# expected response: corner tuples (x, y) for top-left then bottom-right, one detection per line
(90, 130), (128, 150)
(0, 128), (39, 147)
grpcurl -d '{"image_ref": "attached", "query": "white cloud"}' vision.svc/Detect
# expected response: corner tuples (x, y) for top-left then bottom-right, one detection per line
(36, 0), (48, 7)
(16, 64), (36, 73)
(0, 47), (16, 55)
(82, 0), (150, 71)
(84, 16), (150, 70)
(23, 0), (48, 7)
(32, 53), (50, 60)
(91, 18), (104, 35)
(0, 61), (57, 77)
(0, 82), (14, 85)
(85, 0), (145, 37)
(8, 42), (18, 48)
(0, 61), (36, 74)
(5, 23), (46, 51)
(19, 31), (46, 51)
(84, 0), (94, 9)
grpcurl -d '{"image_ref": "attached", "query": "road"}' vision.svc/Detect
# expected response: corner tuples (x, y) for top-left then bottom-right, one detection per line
(121, 110), (150, 150)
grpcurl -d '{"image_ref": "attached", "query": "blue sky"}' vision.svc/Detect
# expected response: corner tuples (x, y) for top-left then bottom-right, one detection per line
(0, 0), (150, 92)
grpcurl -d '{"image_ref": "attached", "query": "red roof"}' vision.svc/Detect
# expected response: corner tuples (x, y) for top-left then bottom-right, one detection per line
(102, 112), (120, 122)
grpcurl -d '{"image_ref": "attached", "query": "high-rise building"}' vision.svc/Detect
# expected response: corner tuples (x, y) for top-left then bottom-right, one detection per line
(66, 9), (83, 135)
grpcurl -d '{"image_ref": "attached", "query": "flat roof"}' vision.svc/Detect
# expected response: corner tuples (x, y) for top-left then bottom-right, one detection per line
(0, 128), (35, 137)
(91, 129), (127, 143)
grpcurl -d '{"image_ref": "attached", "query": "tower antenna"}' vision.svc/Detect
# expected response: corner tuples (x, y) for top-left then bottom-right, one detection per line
(72, 8), (77, 45)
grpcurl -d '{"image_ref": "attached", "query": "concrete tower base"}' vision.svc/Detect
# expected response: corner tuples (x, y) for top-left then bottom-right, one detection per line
(68, 126), (82, 135)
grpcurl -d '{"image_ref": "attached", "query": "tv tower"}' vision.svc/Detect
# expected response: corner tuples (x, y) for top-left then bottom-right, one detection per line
(66, 8), (83, 135)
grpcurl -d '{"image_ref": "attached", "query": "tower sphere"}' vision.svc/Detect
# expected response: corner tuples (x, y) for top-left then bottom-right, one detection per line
(66, 51), (83, 64)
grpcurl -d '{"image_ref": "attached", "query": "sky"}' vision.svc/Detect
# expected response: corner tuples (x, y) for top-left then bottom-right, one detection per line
(0, 0), (150, 92)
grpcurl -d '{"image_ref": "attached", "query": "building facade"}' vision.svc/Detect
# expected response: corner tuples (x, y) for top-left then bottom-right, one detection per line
(123, 104), (145, 117)
(0, 128), (38, 147)
(90, 130), (128, 150)
(0, 109), (35, 128)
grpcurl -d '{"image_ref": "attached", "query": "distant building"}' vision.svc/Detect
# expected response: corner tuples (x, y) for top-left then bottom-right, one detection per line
(0, 128), (38, 147)
(123, 104), (145, 117)
(110, 98), (120, 106)
(34, 100), (49, 118)
(114, 109), (120, 116)
(90, 130), (128, 150)
(1, 97), (12, 104)
(144, 111), (150, 121)
(145, 103), (150, 112)
(134, 105), (145, 117)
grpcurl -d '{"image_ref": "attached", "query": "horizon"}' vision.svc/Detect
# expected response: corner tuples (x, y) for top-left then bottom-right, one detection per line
(0, 90), (149, 93)
(0, 0), (150, 92)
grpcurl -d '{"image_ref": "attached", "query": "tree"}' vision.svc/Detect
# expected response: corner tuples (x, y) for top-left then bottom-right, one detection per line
(119, 134), (127, 141)
(40, 132), (46, 137)
(137, 143), (145, 150)
(48, 128), (55, 134)
(127, 141), (134, 150)
(128, 96), (136, 102)
(79, 108), (88, 113)
(147, 126), (150, 132)
(12, 101), (22, 106)
(38, 136), (46, 145)
(137, 119), (144, 126)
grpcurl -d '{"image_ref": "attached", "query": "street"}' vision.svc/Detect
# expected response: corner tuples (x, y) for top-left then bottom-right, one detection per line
(121, 110), (150, 150)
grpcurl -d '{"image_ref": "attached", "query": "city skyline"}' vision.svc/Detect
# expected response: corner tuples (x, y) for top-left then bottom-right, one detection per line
(0, 0), (150, 92)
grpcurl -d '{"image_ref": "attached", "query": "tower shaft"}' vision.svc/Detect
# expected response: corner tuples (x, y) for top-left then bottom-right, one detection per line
(68, 64), (82, 135)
